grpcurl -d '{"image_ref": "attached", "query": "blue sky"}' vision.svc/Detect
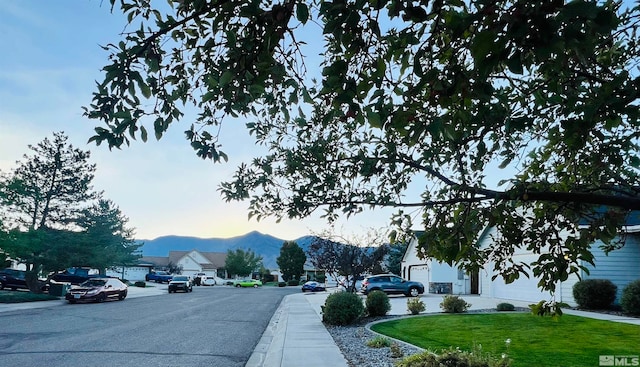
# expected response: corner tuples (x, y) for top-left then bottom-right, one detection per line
(0, 1), (401, 241)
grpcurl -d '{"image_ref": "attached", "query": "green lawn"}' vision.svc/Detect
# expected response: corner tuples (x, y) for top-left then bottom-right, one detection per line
(0, 290), (59, 303)
(371, 313), (640, 367)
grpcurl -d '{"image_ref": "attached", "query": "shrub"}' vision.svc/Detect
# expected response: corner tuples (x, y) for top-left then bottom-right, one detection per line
(366, 290), (391, 317)
(496, 303), (515, 311)
(407, 297), (426, 315)
(316, 274), (326, 282)
(287, 279), (299, 286)
(278, 282), (287, 287)
(440, 295), (471, 313)
(390, 342), (404, 358)
(621, 280), (640, 316)
(572, 279), (617, 309)
(134, 281), (146, 288)
(366, 336), (391, 348)
(321, 291), (364, 325)
(396, 347), (511, 367)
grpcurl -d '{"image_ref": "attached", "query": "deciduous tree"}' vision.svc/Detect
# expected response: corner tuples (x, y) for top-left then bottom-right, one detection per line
(276, 241), (306, 281)
(225, 248), (264, 278)
(86, 1), (640, 292)
(307, 231), (387, 292)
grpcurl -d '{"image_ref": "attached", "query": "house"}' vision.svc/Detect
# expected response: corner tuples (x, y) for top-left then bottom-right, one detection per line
(401, 231), (480, 295)
(478, 214), (640, 306)
(402, 211), (640, 305)
(106, 260), (155, 282)
(140, 250), (227, 279)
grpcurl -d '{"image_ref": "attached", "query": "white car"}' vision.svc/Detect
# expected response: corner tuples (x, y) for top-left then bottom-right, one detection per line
(201, 276), (216, 286)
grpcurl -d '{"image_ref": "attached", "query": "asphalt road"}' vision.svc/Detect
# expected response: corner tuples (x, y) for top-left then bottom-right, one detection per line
(0, 285), (298, 367)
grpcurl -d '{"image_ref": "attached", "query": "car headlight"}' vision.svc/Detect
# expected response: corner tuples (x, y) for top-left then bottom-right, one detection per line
(86, 289), (99, 295)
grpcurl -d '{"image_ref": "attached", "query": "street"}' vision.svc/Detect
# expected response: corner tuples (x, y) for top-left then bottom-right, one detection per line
(0, 286), (298, 367)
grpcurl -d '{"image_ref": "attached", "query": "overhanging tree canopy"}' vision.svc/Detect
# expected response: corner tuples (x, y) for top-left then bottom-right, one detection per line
(86, 0), (640, 292)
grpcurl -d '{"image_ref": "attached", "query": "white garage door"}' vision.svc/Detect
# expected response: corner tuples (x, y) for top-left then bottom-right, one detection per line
(408, 265), (429, 287)
(491, 255), (551, 302)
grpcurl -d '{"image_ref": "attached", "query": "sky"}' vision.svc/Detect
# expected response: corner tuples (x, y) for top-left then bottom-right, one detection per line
(0, 1), (402, 241)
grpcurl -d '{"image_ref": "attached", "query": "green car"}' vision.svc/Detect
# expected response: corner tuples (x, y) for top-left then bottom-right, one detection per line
(233, 279), (262, 288)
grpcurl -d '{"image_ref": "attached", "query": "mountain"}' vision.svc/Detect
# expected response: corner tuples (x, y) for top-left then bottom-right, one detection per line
(138, 231), (317, 269)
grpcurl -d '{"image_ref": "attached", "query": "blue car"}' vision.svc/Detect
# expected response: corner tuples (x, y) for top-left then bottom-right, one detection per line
(301, 281), (326, 292)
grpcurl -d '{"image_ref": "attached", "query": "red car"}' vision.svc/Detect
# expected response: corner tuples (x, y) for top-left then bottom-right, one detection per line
(65, 278), (128, 303)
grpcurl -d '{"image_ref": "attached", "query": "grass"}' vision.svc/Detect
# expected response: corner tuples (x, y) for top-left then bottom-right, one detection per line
(371, 313), (640, 367)
(0, 290), (60, 303)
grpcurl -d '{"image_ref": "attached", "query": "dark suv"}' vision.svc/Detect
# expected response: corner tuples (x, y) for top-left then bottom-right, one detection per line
(361, 274), (424, 297)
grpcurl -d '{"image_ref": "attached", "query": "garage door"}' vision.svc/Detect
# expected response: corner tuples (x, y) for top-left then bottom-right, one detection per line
(491, 255), (551, 302)
(407, 265), (429, 288)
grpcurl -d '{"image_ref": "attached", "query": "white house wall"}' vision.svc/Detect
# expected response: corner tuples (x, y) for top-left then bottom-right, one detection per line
(178, 256), (203, 275)
(106, 266), (149, 282)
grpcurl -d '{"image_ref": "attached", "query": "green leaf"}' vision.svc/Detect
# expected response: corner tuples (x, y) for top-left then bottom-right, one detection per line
(296, 3), (309, 24)
(366, 110), (382, 128)
(220, 71), (234, 87)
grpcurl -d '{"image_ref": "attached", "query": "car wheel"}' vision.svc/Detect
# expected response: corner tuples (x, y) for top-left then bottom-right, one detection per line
(235, 284), (241, 288)
(253, 284), (258, 288)
(97, 293), (107, 303)
(118, 291), (127, 300)
(408, 287), (420, 297)
(68, 299), (76, 304)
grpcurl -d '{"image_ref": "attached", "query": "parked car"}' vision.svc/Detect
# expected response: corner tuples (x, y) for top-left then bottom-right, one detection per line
(301, 281), (326, 292)
(145, 271), (173, 283)
(0, 268), (29, 291)
(0, 268), (48, 291)
(360, 274), (424, 297)
(201, 276), (216, 286)
(168, 275), (193, 293)
(65, 278), (128, 303)
(233, 279), (262, 288)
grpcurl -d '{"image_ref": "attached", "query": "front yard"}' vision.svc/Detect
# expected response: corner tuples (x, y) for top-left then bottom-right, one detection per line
(371, 313), (640, 367)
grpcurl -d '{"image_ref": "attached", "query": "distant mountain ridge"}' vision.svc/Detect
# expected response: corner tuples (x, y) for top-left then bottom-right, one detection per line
(138, 231), (316, 269)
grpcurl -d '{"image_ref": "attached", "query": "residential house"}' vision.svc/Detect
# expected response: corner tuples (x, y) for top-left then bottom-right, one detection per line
(401, 231), (480, 296)
(478, 214), (640, 306)
(402, 212), (640, 305)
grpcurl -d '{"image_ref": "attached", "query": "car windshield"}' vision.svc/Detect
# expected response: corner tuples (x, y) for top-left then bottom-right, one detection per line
(81, 279), (106, 287)
(173, 276), (188, 281)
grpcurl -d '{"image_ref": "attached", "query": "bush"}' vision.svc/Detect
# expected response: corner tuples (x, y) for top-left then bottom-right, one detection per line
(366, 336), (391, 348)
(287, 279), (299, 286)
(322, 291), (364, 325)
(316, 274), (326, 282)
(496, 302), (515, 311)
(278, 282), (287, 287)
(366, 290), (391, 317)
(396, 347), (511, 367)
(572, 279), (617, 309)
(440, 295), (471, 313)
(134, 281), (146, 288)
(407, 297), (426, 315)
(621, 280), (640, 316)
